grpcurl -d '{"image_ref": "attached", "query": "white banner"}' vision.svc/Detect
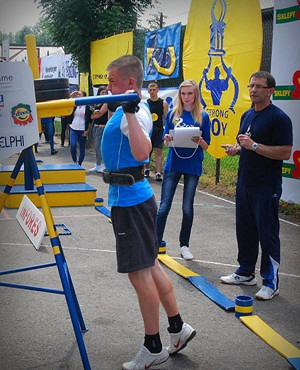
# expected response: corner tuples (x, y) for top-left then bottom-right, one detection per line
(0, 62), (39, 161)
(142, 87), (178, 110)
(40, 53), (79, 85)
(61, 54), (79, 85)
(40, 54), (60, 79)
(271, 0), (300, 204)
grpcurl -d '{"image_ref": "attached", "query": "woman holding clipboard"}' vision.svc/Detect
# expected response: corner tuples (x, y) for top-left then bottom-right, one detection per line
(156, 80), (211, 260)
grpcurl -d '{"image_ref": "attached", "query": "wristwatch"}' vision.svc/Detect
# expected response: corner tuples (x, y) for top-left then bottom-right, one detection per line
(252, 142), (259, 151)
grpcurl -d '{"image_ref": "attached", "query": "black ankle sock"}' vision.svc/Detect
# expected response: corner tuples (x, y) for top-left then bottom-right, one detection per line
(167, 314), (183, 334)
(144, 333), (162, 353)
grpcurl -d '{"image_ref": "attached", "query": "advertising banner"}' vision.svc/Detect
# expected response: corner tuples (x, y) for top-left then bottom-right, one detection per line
(61, 54), (79, 85)
(40, 53), (79, 85)
(0, 62), (39, 161)
(90, 32), (133, 85)
(183, 0), (262, 159)
(40, 53), (60, 79)
(271, 0), (300, 204)
(144, 23), (181, 81)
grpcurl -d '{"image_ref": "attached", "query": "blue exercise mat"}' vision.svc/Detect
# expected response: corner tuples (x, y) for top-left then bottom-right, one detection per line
(95, 205), (111, 218)
(188, 275), (235, 311)
(287, 357), (300, 370)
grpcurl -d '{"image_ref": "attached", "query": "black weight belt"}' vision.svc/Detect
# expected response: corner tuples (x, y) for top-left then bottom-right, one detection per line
(102, 165), (145, 186)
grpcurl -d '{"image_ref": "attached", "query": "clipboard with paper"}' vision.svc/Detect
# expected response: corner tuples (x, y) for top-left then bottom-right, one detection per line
(168, 127), (202, 148)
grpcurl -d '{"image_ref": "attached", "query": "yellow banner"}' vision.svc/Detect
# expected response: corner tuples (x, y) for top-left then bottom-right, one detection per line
(79, 72), (89, 95)
(183, 0), (262, 158)
(90, 32), (133, 85)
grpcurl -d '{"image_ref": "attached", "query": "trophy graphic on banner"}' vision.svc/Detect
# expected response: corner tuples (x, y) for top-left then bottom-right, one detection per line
(199, 0), (239, 113)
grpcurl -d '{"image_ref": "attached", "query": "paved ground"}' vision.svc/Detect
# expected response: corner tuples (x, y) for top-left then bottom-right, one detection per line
(0, 139), (299, 370)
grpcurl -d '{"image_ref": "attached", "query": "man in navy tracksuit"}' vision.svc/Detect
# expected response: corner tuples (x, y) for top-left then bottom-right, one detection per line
(220, 71), (293, 300)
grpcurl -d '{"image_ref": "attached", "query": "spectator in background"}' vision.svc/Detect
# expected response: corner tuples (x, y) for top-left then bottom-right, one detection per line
(60, 115), (71, 146)
(41, 118), (49, 143)
(144, 82), (169, 181)
(61, 88), (78, 146)
(89, 85), (108, 173)
(69, 90), (92, 166)
(156, 80), (211, 261)
(41, 116), (58, 155)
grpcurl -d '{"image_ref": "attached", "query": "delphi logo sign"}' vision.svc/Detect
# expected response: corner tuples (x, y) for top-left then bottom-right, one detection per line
(11, 103), (34, 126)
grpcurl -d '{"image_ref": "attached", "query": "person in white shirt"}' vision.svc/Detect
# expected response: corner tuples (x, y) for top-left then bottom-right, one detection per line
(69, 90), (92, 166)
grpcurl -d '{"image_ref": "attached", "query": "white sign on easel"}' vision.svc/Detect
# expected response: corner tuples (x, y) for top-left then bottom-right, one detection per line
(16, 195), (46, 250)
(0, 62), (39, 161)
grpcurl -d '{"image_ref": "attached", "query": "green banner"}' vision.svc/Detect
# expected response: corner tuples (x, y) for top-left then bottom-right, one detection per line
(273, 85), (298, 100)
(276, 6), (299, 24)
(282, 163), (299, 180)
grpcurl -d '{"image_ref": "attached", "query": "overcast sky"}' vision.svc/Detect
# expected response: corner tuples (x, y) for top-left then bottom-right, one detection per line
(0, 0), (42, 34)
(0, 0), (274, 35)
(0, 0), (192, 35)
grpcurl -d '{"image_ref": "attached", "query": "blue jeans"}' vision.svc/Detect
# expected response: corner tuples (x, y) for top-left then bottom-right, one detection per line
(70, 128), (86, 165)
(92, 125), (104, 165)
(46, 119), (54, 151)
(156, 171), (200, 247)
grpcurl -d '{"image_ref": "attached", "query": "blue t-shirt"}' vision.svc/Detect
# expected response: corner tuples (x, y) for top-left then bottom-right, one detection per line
(237, 103), (293, 186)
(101, 102), (154, 207)
(163, 110), (211, 177)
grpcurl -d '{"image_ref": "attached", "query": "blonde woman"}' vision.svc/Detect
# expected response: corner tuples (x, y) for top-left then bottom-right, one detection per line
(157, 80), (211, 260)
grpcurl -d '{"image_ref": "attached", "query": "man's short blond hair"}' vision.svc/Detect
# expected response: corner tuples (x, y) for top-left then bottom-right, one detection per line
(107, 55), (144, 88)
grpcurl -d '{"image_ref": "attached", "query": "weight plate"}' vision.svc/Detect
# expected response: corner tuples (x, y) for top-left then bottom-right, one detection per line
(34, 78), (69, 91)
(35, 88), (70, 102)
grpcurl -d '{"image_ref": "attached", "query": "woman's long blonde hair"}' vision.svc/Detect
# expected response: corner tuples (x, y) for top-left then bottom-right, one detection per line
(172, 79), (203, 126)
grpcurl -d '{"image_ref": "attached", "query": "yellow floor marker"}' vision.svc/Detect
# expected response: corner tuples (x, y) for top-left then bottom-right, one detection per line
(241, 315), (300, 368)
(158, 254), (198, 279)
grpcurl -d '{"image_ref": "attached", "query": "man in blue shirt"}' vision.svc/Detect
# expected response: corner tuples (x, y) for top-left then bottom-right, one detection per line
(220, 71), (293, 300)
(101, 55), (196, 370)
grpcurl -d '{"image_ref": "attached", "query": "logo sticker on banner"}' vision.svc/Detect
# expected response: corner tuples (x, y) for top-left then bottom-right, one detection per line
(144, 23), (181, 81)
(183, 0), (262, 159)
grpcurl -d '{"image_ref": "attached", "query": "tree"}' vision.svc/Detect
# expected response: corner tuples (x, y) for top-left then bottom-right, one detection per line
(33, 18), (55, 45)
(15, 26), (35, 45)
(35, 0), (157, 73)
(146, 11), (167, 30)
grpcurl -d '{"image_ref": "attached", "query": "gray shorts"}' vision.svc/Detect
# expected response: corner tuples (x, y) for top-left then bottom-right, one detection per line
(111, 195), (158, 273)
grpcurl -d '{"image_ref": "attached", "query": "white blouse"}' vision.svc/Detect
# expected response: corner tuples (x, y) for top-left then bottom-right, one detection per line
(69, 106), (86, 130)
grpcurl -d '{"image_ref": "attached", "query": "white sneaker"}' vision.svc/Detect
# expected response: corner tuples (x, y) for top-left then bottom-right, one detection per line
(181, 246), (194, 260)
(89, 165), (100, 172)
(155, 172), (162, 181)
(167, 323), (196, 355)
(122, 345), (169, 370)
(255, 286), (279, 300)
(220, 273), (257, 286)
